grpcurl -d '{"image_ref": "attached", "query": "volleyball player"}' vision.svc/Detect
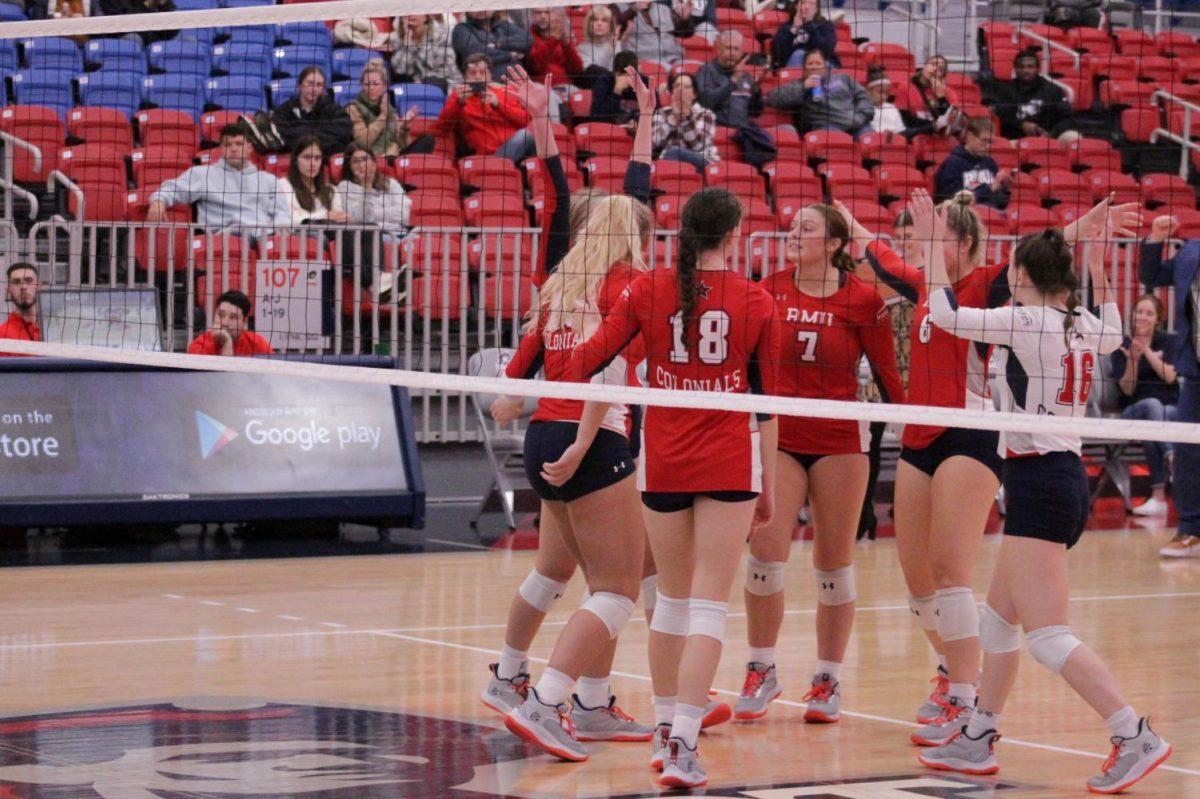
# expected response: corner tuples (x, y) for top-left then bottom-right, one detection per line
(567, 188), (780, 788)
(735, 204), (903, 723)
(915, 195), (1172, 795)
(482, 66), (659, 745)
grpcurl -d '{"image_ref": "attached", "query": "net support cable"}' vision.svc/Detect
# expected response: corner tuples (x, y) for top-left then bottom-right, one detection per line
(6, 338), (1199, 445)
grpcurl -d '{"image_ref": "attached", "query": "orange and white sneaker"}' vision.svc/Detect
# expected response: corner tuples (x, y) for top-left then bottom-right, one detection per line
(659, 738), (707, 789)
(1160, 533), (1200, 558)
(701, 691), (732, 728)
(733, 662), (782, 720)
(802, 675), (841, 723)
(1086, 718), (1172, 794)
(918, 727), (1000, 775)
(911, 695), (972, 746)
(572, 694), (653, 742)
(916, 665), (951, 724)
(650, 723), (670, 771)
(504, 687), (587, 762)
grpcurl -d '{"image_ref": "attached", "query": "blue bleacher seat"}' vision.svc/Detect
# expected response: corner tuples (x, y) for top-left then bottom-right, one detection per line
(142, 75), (204, 120)
(272, 45), (331, 80)
(21, 37), (81, 73)
(77, 71), (141, 117)
(330, 80), (353, 104)
(147, 40), (211, 77)
(83, 40), (146, 79)
(331, 48), (383, 81)
(0, 40), (18, 75)
(276, 22), (333, 48)
(173, 0), (217, 9)
(267, 78), (296, 108)
(221, 0), (274, 8)
(392, 83), (446, 118)
(212, 43), (271, 78)
(224, 24), (275, 48)
(206, 76), (265, 114)
(0, 3), (25, 20)
(11, 70), (73, 118)
(177, 27), (220, 46)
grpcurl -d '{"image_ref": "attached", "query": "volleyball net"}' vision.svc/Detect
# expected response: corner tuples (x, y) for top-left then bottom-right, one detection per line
(0, 0), (1196, 456)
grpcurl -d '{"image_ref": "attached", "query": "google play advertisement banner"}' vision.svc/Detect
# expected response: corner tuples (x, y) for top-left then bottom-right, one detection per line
(0, 361), (423, 526)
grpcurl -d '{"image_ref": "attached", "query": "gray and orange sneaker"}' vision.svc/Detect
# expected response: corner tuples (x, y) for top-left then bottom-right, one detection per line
(802, 674), (841, 723)
(916, 665), (951, 723)
(734, 662), (782, 720)
(918, 727), (1000, 775)
(481, 662), (529, 715)
(911, 695), (973, 746)
(1086, 718), (1172, 795)
(572, 694), (653, 742)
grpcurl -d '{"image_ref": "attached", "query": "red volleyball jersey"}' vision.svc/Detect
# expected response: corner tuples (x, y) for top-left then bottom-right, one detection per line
(762, 269), (905, 454)
(506, 262), (644, 434)
(864, 241), (1010, 449)
(568, 268), (780, 493)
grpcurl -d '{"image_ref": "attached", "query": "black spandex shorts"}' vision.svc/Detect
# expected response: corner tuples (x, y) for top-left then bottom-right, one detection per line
(899, 427), (1002, 480)
(523, 421), (635, 503)
(641, 490), (759, 513)
(781, 450), (832, 471)
(1002, 451), (1089, 549)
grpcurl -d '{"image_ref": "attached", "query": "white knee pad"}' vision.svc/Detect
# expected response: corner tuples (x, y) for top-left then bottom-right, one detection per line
(641, 574), (657, 614)
(518, 570), (568, 613)
(745, 556), (785, 596)
(979, 604), (1021, 654)
(1026, 625), (1082, 674)
(688, 598), (729, 642)
(908, 594), (938, 632)
(934, 587), (979, 642)
(581, 591), (636, 638)
(649, 592), (689, 636)
(815, 566), (856, 606)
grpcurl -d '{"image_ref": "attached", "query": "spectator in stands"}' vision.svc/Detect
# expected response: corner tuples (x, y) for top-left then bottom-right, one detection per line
(696, 31), (762, 129)
(147, 124), (291, 233)
(865, 67), (905, 134)
(1110, 293), (1180, 517)
(452, 10), (532, 81)
(993, 50), (1073, 139)
(95, 0), (175, 44)
(278, 137), (347, 225)
(897, 54), (962, 137)
(1047, 0), (1104, 30)
(619, 1), (683, 66)
(770, 0), (837, 69)
(579, 4), (617, 75)
(652, 72), (717, 172)
(187, 290), (273, 357)
(765, 49), (873, 135)
(346, 60), (430, 157)
(668, 0), (719, 43)
(392, 14), (462, 92)
(266, 66), (354, 156)
(526, 7), (583, 87)
(589, 50), (644, 126)
(438, 53), (534, 162)
(336, 143), (412, 232)
(933, 116), (1012, 209)
(0, 263), (41, 355)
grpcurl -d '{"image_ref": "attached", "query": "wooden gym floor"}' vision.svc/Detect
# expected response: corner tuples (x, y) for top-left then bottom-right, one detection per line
(0, 524), (1196, 798)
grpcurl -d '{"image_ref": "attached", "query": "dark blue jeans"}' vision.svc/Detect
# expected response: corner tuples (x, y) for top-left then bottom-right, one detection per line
(1175, 377), (1200, 535)
(1121, 397), (1178, 488)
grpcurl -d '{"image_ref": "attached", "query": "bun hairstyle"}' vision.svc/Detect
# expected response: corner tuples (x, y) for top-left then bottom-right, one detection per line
(808, 203), (854, 272)
(677, 188), (742, 344)
(1013, 227), (1079, 345)
(939, 190), (984, 264)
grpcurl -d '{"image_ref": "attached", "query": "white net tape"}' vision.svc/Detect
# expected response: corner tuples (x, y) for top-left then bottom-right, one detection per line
(7, 337), (1199, 444)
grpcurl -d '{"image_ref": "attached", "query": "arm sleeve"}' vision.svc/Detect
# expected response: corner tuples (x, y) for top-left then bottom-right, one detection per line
(623, 160), (652, 206)
(860, 298), (904, 404)
(1097, 302), (1124, 356)
(150, 166), (198, 207)
(567, 287), (643, 380)
(539, 155), (572, 281)
(927, 287), (1019, 346)
(1138, 240), (1174, 288)
(505, 324), (546, 379)
(864, 240), (922, 303)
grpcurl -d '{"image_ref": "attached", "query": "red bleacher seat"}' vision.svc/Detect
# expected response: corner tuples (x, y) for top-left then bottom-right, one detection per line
(406, 232), (464, 272)
(1120, 105), (1162, 143)
(803, 129), (855, 165)
(464, 191), (527, 228)
(656, 196), (682, 228)
(584, 156), (629, 193)
(1141, 172), (1196, 210)
(575, 122), (633, 159)
(1034, 167), (1091, 205)
(653, 160), (704, 198)
(766, 161), (821, 200)
(193, 234), (258, 308)
(1115, 28), (1155, 55)
(409, 191), (464, 228)
(875, 165), (928, 203)
(459, 155), (523, 194)
(856, 130), (912, 168)
(1138, 56), (1178, 85)
(393, 153), (457, 184)
(57, 143), (127, 187)
(1161, 206), (1200, 237)
(914, 134), (956, 169)
(199, 111), (242, 146)
(259, 153), (290, 178)
(1088, 54), (1141, 83)
(411, 273), (464, 320)
(988, 45), (1019, 80)
(773, 125), (804, 163)
(1016, 137), (1071, 171)
(568, 90), (592, 120)
(67, 182), (129, 221)
(740, 198), (776, 234)
(1089, 170), (1140, 203)
(680, 35), (713, 62)
(0, 105), (63, 182)
(135, 109), (199, 149)
(133, 221), (191, 273)
(1157, 31), (1200, 58)
(524, 156), (584, 198)
(844, 200), (892, 234)
(67, 108), (133, 149)
(481, 274), (535, 320)
(1067, 137), (1121, 174)
(745, 234), (786, 277)
(705, 161), (761, 196)
(1007, 203), (1059, 235)
(467, 231), (535, 273)
(862, 42), (915, 74)
(1067, 27), (1113, 54)
(1100, 79), (1155, 109)
(715, 7), (754, 41)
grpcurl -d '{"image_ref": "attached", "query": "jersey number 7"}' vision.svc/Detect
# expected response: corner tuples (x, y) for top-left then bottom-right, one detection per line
(670, 310), (731, 365)
(1057, 349), (1095, 405)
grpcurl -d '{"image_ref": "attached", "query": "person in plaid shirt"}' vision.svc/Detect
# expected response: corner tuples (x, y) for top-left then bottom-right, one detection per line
(651, 73), (719, 172)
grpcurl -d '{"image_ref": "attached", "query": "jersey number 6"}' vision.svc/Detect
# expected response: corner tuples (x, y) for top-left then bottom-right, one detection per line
(670, 310), (731, 365)
(1057, 349), (1095, 405)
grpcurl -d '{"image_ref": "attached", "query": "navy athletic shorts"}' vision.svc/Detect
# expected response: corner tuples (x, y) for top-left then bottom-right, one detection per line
(1002, 451), (1090, 549)
(899, 427), (1003, 480)
(523, 421), (635, 503)
(781, 450), (832, 471)
(641, 490), (759, 513)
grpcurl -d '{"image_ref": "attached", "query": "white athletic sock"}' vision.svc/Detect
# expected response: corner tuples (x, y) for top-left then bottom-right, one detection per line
(534, 667), (575, 707)
(653, 695), (676, 727)
(937, 654), (948, 671)
(576, 676), (611, 708)
(1106, 705), (1140, 739)
(967, 709), (1000, 738)
(671, 703), (705, 748)
(947, 682), (976, 706)
(815, 659), (841, 682)
(498, 644), (528, 680)
(748, 647), (776, 667)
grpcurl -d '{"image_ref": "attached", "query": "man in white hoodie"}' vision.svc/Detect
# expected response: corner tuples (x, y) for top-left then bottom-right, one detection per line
(147, 125), (291, 235)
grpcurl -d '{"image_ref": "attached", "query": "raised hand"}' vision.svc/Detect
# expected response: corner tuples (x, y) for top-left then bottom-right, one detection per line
(907, 188), (937, 243)
(628, 65), (656, 116)
(505, 64), (551, 118)
(1148, 214), (1179, 243)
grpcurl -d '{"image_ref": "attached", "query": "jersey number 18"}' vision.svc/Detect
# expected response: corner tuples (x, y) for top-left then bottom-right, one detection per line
(670, 310), (730, 364)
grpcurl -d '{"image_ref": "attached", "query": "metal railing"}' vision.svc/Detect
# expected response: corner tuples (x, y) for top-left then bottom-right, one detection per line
(0, 131), (41, 222)
(1150, 89), (1200, 178)
(1146, 0), (1200, 36)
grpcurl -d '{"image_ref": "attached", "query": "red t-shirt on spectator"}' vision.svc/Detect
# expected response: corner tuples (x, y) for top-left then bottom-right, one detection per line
(0, 312), (41, 357)
(526, 28), (584, 87)
(436, 86), (531, 155)
(187, 330), (273, 356)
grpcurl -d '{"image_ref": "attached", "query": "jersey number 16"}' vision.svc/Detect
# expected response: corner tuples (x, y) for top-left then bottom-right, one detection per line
(670, 310), (730, 365)
(1057, 349), (1095, 405)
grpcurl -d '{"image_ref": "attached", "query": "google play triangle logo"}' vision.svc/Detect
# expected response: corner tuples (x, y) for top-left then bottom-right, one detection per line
(196, 410), (238, 459)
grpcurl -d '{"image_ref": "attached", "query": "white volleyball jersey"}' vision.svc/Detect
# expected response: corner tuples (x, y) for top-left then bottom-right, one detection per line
(928, 288), (1122, 456)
